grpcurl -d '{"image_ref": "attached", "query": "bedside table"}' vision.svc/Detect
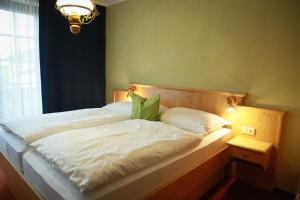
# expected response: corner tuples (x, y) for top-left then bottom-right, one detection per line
(226, 136), (274, 190)
(227, 136), (272, 170)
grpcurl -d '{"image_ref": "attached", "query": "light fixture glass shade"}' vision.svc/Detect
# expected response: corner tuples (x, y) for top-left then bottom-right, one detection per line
(55, 0), (99, 34)
(56, 0), (94, 16)
(226, 104), (235, 113)
(226, 96), (237, 113)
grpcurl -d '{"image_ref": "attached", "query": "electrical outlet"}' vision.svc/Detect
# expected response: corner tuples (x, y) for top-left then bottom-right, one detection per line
(240, 126), (256, 136)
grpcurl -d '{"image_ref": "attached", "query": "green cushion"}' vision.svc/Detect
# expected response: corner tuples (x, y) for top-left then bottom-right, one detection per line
(131, 93), (160, 121)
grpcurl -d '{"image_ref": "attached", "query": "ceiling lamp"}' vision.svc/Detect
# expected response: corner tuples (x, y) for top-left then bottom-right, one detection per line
(55, 0), (99, 35)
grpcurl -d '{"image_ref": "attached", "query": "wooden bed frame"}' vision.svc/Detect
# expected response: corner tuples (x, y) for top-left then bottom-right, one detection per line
(0, 83), (247, 200)
(113, 83), (247, 200)
(0, 152), (41, 200)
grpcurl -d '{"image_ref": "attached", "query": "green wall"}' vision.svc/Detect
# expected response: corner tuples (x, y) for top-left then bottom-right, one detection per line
(106, 0), (300, 193)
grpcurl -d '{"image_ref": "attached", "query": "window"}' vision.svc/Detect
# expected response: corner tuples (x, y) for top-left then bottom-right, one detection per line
(0, 0), (42, 121)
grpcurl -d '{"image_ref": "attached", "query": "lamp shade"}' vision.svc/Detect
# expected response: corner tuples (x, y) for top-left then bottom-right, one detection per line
(226, 104), (235, 113)
(55, 0), (99, 34)
(226, 96), (237, 113)
(56, 0), (94, 16)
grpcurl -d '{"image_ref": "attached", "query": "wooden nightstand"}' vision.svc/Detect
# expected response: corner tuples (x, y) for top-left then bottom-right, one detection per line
(226, 136), (274, 190)
(227, 136), (272, 170)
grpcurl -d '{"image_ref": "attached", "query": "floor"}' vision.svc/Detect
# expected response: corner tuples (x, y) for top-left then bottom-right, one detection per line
(202, 179), (295, 200)
(0, 168), (15, 200)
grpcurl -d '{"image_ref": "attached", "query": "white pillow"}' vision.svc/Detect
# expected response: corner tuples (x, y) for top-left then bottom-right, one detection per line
(161, 107), (231, 135)
(159, 105), (169, 115)
(103, 101), (132, 116)
(104, 101), (168, 116)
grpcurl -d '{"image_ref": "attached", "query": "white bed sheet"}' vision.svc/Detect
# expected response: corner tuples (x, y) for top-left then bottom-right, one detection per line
(23, 128), (231, 200)
(0, 127), (27, 171)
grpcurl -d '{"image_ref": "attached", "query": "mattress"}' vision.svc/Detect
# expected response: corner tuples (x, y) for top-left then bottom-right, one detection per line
(0, 127), (27, 171)
(23, 128), (231, 200)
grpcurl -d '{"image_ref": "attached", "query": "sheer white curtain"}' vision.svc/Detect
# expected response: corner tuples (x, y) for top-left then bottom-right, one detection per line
(0, 0), (42, 121)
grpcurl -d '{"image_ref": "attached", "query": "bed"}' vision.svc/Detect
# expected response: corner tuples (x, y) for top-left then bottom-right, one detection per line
(24, 84), (245, 199)
(0, 101), (133, 172)
(1, 83), (247, 200)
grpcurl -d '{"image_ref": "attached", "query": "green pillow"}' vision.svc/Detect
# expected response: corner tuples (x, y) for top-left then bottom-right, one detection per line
(131, 93), (160, 121)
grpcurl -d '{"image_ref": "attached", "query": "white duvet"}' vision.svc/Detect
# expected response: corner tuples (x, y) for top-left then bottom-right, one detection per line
(31, 119), (202, 192)
(1, 108), (130, 144)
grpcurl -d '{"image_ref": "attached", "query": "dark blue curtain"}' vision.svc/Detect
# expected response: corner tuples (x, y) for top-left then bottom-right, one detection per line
(39, 1), (106, 113)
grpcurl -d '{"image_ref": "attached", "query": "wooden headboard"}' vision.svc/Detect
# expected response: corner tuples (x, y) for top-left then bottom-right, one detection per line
(113, 83), (246, 117)
(113, 90), (130, 102)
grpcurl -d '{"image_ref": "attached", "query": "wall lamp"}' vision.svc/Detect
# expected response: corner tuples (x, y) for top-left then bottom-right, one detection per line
(227, 96), (238, 113)
(127, 86), (137, 97)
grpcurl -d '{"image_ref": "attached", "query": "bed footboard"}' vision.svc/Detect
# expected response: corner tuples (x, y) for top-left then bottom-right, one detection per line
(0, 151), (41, 200)
(144, 146), (230, 200)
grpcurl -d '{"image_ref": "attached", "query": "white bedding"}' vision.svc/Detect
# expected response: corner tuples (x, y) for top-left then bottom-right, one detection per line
(1, 108), (130, 144)
(31, 119), (202, 192)
(23, 128), (231, 200)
